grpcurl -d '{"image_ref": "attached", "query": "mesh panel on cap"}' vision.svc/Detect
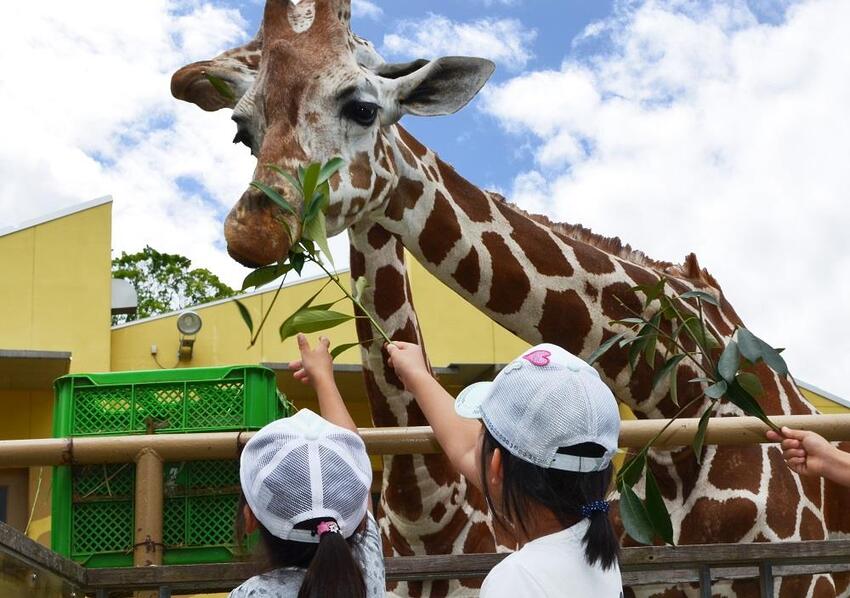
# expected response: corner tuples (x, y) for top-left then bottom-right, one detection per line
(319, 446), (366, 523)
(483, 364), (595, 467)
(264, 444), (314, 520)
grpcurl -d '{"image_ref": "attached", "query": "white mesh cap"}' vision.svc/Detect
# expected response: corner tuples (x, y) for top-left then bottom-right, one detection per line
(240, 409), (372, 543)
(455, 343), (620, 473)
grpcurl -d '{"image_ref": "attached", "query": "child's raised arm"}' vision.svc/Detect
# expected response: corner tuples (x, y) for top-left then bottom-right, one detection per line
(386, 342), (483, 489)
(289, 333), (358, 434)
(767, 426), (850, 487)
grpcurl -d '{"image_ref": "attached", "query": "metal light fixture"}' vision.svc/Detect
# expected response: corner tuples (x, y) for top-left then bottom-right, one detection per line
(176, 310), (202, 361)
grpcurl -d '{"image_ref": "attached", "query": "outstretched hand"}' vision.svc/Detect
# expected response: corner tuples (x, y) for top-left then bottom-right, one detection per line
(288, 333), (334, 388)
(385, 341), (430, 391)
(766, 426), (835, 478)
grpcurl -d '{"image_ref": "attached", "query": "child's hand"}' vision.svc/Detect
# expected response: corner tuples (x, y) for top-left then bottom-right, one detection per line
(766, 426), (835, 478)
(289, 334), (334, 387)
(385, 342), (430, 390)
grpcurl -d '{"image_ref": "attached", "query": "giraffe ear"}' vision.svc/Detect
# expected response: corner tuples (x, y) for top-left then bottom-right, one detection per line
(378, 56), (495, 124)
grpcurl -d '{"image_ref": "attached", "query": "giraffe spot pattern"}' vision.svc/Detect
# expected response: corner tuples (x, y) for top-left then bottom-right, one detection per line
(350, 151), (373, 190)
(374, 266), (405, 320)
(707, 445), (762, 494)
(800, 506), (826, 540)
(437, 160), (492, 223)
(453, 246), (480, 294)
(385, 454), (423, 521)
(767, 446), (801, 539)
(385, 177), (423, 221)
(537, 289), (591, 355)
(494, 200), (574, 276)
(679, 497), (757, 544)
(419, 191), (462, 266)
(367, 224), (392, 250)
(482, 232), (530, 315)
(556, 233), (616, 275)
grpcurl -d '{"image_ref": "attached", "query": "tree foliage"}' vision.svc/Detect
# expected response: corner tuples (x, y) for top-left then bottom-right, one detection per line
(112, 246), (235, 325)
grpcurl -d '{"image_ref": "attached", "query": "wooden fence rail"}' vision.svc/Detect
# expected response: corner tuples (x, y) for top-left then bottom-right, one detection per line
(2, 414), (850, 467)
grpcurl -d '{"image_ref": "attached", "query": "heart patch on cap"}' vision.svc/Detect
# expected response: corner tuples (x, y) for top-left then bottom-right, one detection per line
(522, 350), (551, 367)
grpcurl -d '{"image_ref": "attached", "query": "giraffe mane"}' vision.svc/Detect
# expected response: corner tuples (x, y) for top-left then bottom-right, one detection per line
(487, 192), (723, 291)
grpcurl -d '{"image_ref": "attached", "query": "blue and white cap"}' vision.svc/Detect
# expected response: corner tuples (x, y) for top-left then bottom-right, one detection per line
(455, 343), (620, 473)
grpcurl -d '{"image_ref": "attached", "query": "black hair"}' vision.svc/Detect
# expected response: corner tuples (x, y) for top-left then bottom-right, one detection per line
(479, 428), (620, 570)
(235, 493), (366, 598)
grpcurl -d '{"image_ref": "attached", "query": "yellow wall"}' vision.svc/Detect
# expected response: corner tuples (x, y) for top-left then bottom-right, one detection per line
(0, 200), (113, 544)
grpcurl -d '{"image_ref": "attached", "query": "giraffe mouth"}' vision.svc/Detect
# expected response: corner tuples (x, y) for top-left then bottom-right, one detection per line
(224, 187), (301, 268)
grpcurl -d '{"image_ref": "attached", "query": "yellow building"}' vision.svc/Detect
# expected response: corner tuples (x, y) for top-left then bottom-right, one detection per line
(1, 197), (847, 557)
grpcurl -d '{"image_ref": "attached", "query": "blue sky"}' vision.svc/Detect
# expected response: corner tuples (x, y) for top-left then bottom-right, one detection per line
(2, 0), (849, 396)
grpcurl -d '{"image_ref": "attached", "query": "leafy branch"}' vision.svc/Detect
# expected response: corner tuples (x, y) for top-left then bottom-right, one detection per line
(588, 279), (788, 546)
(232, 158), (391, 358)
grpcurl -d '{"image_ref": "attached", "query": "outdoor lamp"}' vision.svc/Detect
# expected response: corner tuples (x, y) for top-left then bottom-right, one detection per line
(176, 310), (202, 361)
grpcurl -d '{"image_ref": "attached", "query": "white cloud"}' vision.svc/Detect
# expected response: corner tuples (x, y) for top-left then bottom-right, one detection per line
(481, 0), (850, 397)
(352, 0), (383, 20)
(382, 14), (536, 70)
(0, 0), (259, 287)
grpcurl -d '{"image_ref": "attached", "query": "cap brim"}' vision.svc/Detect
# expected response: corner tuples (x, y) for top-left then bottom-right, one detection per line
(454, 381), (492, 419)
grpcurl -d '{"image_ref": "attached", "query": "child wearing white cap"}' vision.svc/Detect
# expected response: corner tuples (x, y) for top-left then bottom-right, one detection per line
(229, 334), (384, 598)
(388, 342), (624, 597)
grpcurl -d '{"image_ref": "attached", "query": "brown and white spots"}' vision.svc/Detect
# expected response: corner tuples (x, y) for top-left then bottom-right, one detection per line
(349, 150), (373, 190)
(419, 191), (462, 266)
(438, 161), (492, 223)
(707, 445), (762, 493)
(481, 232), (530, 314)
(767, 447), (801, 538)
(679, 497), (757, 544)
(367, 223), (392, 249)
(453, 247), (481, 294)
(385, 177), (423, 221)
(374, 265), (406, 319)
(537, 289), (591, 354)
(494, 200), (574, 277)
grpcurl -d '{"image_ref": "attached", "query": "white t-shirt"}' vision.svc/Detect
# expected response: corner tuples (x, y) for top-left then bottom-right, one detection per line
(481, 520), (623, 598)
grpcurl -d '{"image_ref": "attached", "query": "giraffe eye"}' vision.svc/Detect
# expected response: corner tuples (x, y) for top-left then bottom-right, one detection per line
(342, 101), (379, 127)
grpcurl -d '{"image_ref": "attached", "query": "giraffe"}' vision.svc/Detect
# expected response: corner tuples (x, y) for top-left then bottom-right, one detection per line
(176, 1), (850, 596)
(171, 6), (508, 597)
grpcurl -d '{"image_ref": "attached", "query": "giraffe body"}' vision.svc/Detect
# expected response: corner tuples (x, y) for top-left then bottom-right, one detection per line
(171, 1), (850, 596)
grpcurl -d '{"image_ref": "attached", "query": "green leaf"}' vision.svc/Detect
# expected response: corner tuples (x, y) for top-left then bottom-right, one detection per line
(302, 210), (334, 267)
(637, 278), (666, 307)
(759, 341), (788, 378)
(612, 317), (646, 326)
(688, 376), (715, 385)
(353, 277), (369, 303)
(652, 354), (686, 392)
(620, 452), (646, 487)
(618, 482), (656, 546)
(644, 469), (674, 545)
(736, 371), (764, 398)
(692, 403), (715, 463)
(203, 73), (235, 101)
(704, 380), (727, 399)
(717, 340), (740, 383)
(267, 164), (303, 195)
(280, 308), (353, 341)
(250, 181), (297, 215)
(330, 342), (361, 360)
(234, 300), (253, 335)
(318, 157), (345, 185)
(290, 252), (306, 275)
(304, 185), (330, 225)
(658, 295), (679, 321)
(682, 317), (719, 350)
(300, 163), (322, 212)
(587, 332), (627, 365)
(679, 290), (719, 306)
(644, 333), (658, 367)
(628, 333), (648, 371)
(735, 328), (761, 362)
(725, 380), (773, 427)
(669, 357), (680, 406)
(241, 264), (290, 290)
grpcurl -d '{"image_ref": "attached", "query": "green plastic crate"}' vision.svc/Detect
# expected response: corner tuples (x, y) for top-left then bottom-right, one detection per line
(51, 365), (287, 567)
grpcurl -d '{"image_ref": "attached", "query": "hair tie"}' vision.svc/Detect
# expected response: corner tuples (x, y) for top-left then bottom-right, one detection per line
(580, 500), (610, 519)
(316, 520), (340, 538)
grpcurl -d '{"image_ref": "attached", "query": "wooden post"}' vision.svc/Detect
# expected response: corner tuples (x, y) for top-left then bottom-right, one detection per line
(133, 448), (163, 598)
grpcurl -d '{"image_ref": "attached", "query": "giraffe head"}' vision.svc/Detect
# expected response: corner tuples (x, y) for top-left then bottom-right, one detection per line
(173, 0), (494, 266)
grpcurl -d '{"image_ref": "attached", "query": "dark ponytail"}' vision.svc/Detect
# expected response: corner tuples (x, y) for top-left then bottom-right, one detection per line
(298, 527), (366, 598)
(479, 428), (620, 570)
(235, 494), (365, 598)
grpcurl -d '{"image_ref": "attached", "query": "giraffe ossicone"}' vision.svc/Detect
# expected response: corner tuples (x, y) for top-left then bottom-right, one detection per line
(172, 1), (850, 596)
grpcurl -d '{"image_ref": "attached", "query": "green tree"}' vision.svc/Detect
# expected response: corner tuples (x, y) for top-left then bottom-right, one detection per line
(112, 246), (236, 325)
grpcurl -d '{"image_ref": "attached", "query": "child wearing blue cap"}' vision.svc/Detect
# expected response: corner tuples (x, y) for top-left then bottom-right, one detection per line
(388, 342), (623, 597)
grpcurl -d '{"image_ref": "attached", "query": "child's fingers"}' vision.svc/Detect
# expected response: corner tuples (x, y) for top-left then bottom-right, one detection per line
(766, 430), (782, 442)
(781, 438), (802, 450)
(782, 448), (806, 460)
(780, 426), (808, 441)
(297, 333), (310, 351)
(319, 336), (330, 350)
(288, 359), (302, 371)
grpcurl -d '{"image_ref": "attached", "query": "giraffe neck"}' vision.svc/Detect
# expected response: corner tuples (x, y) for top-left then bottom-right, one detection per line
(347, 220), (503, 596)
(374, 126), (820, 423)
